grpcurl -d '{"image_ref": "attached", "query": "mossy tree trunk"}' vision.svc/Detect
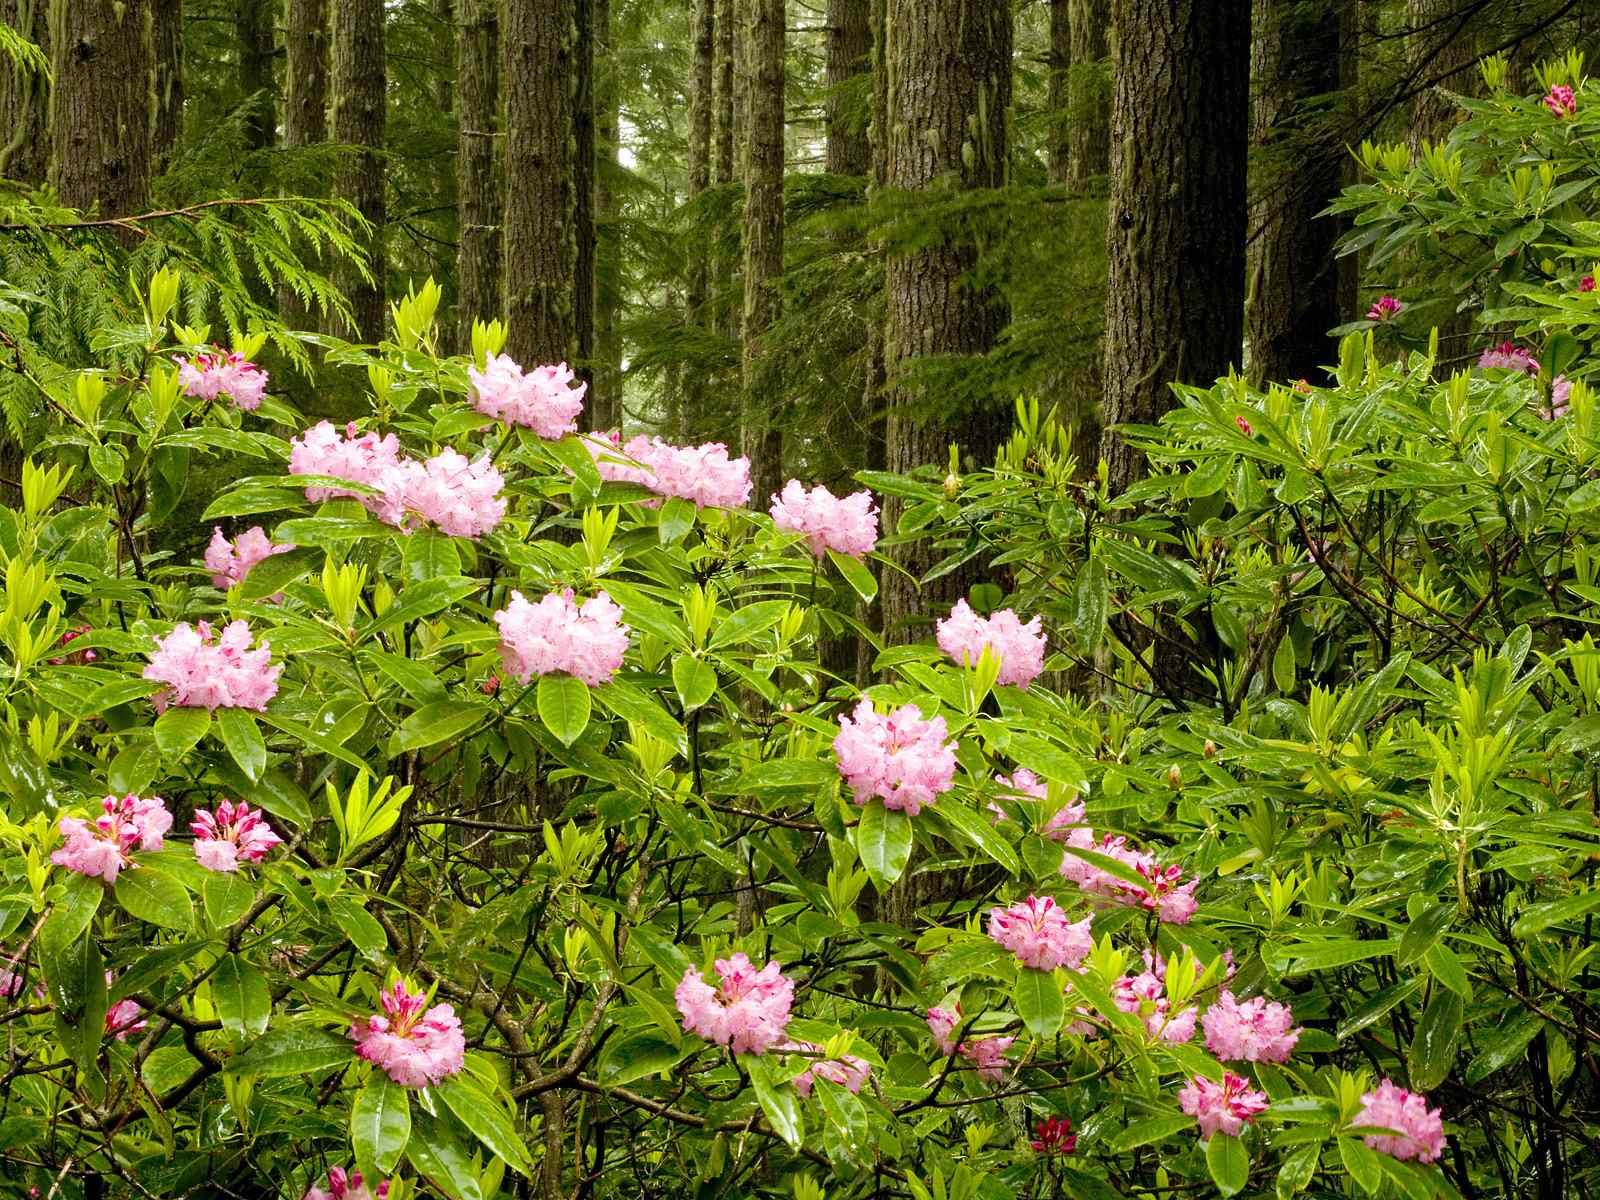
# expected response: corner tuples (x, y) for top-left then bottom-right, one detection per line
(740, 0), (784, 506)
(49, 0), (151, 220)
(456, 0), (501, 353)
(332, 0), (387, 342)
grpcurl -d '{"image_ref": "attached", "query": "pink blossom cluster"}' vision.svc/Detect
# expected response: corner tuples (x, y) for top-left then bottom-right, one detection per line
(1366, 296), (1403, 322)
(768, 480), (879, 558)
(785, 1039), (871, 1097)
(1058, 829), (1198, 924)
(1543, 374), (1572, 421)
(191, 800), (282, 873)
(175, 348), (268, 411)
(350, 980), (466, 1088)
(304, 1167), (389, 1200)
(1357, 1079), (1447, 1162)
(48, 625), (96, 665)
(1178, 1072), (1270, 1139)
(675, 953), (794, 1056)
(832, 698), (958, 816)
(1201, 991), (1302, 1063)
(52, 794), (173, 883)
(935, 600), (1047, 688)
(926, 1006), (1013, 1082)
(204, 526), (295, 592)
(106, 994), (147, 1041)
(598, 436), (753, 508)
(288, 421), (507, 537)
(494, 588), (631, 686)
(1030, 1116), (1077, 1155)
(468, 355), (586, 438)
(992, 768), (1085, 839)
(1545, 83), (1577, 117)
(145, 620), (281, 712)
(1113, 961), (1198, 1044)
(987, 895), (1093, 972)
(1479, 341), (1539, 373)
(1582, 274), (1596, 293)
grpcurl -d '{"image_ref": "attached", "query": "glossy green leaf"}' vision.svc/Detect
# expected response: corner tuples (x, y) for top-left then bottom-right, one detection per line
(401, 530), (461, 582)
(438, 1075), (535, 1177)
(154, 706), (210, 759)
(1406, 987), (1462, 1090)
(708, 599), (791, 650)
(1338, 1136), (1384, 1196)
(1014, 966), (1065, 1038)
(537, 674), (592, 745)
(202, 871), (256, 928)
(211, 955), (270, 1039)
(115, 866), (193, 931)
(326, 896), (388, 959)
(392, 701), (488, 752)
(406, 1109), (485, 1200)
(672, 654), (717, 710)
(226, 1026), (354, 1077)
(215, 706), (267, 781)
(1206, 1132), (1249, 1197)
(855, 800), (912, 888)
(827, 549), (878, 601)
(358, 577), (478, 642)
(352, 1075), (412, 1176)
(750, 1066), (805, 1149)
(657, 495), (696, 544)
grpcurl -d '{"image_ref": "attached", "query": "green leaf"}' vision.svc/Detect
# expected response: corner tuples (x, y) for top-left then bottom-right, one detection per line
(1109, 1114), (1194, 1153)
(438, 1075), (535, 1177)
(1206, 1132), (1249, 1197)
(326, 896), (388, 959)
(1075, 557), (1108, 654)
(154, 705), (210, 759)
(406, 1109), (485, 1200)
(708, 599), (791, 650)
(215, 707), (267, 781)
(202, 871), (256, 928)
(1512, 889), (1600, 938)
(657, 495), (696, 544)
(211, 955), (270, 1039)
(1422, 942), (1471, 1000)
(259, 711), (371, 770)
(1283, 938), (1398, 975)
(599, 1033), (683, 1087)
(352, 1075), (412, 1177)
(41, 931), (107, 1081)
(813, 1076), (869, 1157)
(401, 530), (461, 582)
(115, 867), (193, 931)
(1337, 1136), (1384, 1196)
(1336, 977), (1422, 1041)
(732, 758), (839, 793)
(43, 872), (103, 950)
(392, 701), (488, 752)
(672, 655), (717, 711)
(750, 1065), (805, 1149)
(932, 799), (1019, 875)
(1276, 1144), (1320, 1199)
(827, 549), (878, 601)
(226, 1025), (354, 1077)
(1272, 635), (1297, 693)
(1406, 987), (1462, 1090)
(1395, 902), (1453, 967)
(537, 674), (592, 746)
(1465, 1012), (1543, 1084)
(366, 650), (449, 704)
(855, 800), (912, 888)
(1014, 967), (1065, 1038)
(358, 577), (479, 642)
(238, 545), (320, 600)
(547, 434), (602, 497)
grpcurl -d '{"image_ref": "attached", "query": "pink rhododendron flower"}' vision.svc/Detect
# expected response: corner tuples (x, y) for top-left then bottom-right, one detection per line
(52, 794), (173, 883)
(1, 951), (26, 999)
(494, 588), (631, 686)
(1545, 83), (1577, 117)
(468, 355), (586, 438)
(992, 769), (1085, 840)
(935, 600), (1047, 688)
(987, 895), (1093, 972)
(1479, 341), (1539, 373)
(175, 348), (268, 411)
(620, 436), (753, 508)
(768, 480), (879, 557)
(204, 526), (295, 592)
(1059, 830), (1198, 924)
(1357, 1079), (1447, 1163)
(581, 430), (652, 486)
(1235, 414), (1254, 437)
(1178, 1072), (1269, 1139)
(1367, 296), (1402, 322)
(304, 1167), (389, 1200)
(350, 980), (466, 1088)
(1202, 991), (1302, 1063)
(832, 698), (957, 816)
(675, 953), (794, 1055)
(1031, 1116), (1077, 1155)
(786, 1039), (871, 1097)
(105, 997), (147, 1041)
(926, 1006), (1013, 1082)
(1583, 274), (1596, 293)
(401, 448), (507, 538)
(191, 800), (283, 872)
(288, 421), (410, 522)
(1543, 374), (1572, 421)
(1113, 966), (1198, 1043)
(48, 625), (96, 665)
(145, 620), (280, 712)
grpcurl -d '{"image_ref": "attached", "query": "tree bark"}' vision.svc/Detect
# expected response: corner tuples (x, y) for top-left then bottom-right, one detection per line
(435, 0), (455, 112)
(49, 0), (152, 219)
(574, 0), (595, 384)
(284, 0), (328, 149)
(1406, 0), (1476, 153)
(237, 0), (276, 153)
(1247, 0), (1342, 388)
(456, 0), (500, 353)
(714, 0), (735, 187)
(740, 0), (784, 507)
(879, 0), (1012, 642)
(150, 0), (181, 173)
(825, 0), (870, 176)
(683, 0), (716, 429)
(1066, 0), (1111, 188)
(1098, 0), (1249, 495)
(592, 0), (622, 430)
(503, 0), (575, 367)
(0, 0), (50, 183)
(332, 0), (386, 342)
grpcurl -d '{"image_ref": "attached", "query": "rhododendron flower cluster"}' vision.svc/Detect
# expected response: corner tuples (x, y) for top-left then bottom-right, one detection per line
(350, 980), (466, 1088)
(304, 1167), (388, 1200)
(992, 769), (1085, 839)
(191, 800), (282, 872)
(1030, 1116), (1077, 1155)
(204, 525), (295, 592)
(935, 600), (1047, 687)
(494, 588), (631, 686)
(1545, 83), (1577, 117)
(1059, 830), (1198, 923)
(1479, 341), (1539, 373)
(1178, 1072), (1269, 1139)
(289, 421), (408, 517)
(52, 794), (173, 883)
(786, 1040), (871, 1097)
(1357, 1079), (1447, 1162)
(1367, 295), (1403, 321)
(1544, 374), (1572, 421)
(468, 355), (586, 438)
(987, 895), (1093, 971)
(675, 953), (793, 1055)
(145, 620), (281, 712)
(768, 480), (879, 557)
(1202, 991), (1301, 1062)
(617, 436), (753, 508)
(400, 448), (507, 538)
(1582, 273), (1596, 293)
(105, 995), (147, 1041)
(832, 698), (957, 815)
(1113, 964), (1198, 1043)
(926, 1006), (1013, 1082)
(175, 348), (268, 410)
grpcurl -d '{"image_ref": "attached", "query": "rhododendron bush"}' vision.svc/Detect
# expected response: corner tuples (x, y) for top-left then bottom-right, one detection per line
(0, 246), (1594, 1200)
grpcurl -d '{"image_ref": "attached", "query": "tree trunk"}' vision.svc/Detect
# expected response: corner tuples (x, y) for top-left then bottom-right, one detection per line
(1098, 0), (1248, 495)
(332, 0), (387, 342)
(0, 0), (50, 183)
(683, 0), (716, 429)
(731, 0), (748, 173)
(237, 0), (276, 153)
(574, 0), (595, 384)
(825, 0), (869, 175)
(456, 0), (500, 352)
(49, 0), (152, 219)
(1047, 0), (1068, 184)
(435, 0), (455, 112)
(284, 0), (328, 149)
(503, 0), (575, 367)
(150, 0), (181, 173)
(740, 0), (784, 507)
(879, 0), (1012, 643)
(714, 0), (735, 186)
(1247, 0), (1342, 388)
(592, 0), (622, 430)
(1066, 0), (1111, 188)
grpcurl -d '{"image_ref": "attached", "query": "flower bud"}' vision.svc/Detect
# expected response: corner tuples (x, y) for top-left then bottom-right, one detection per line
(1203, 740), (1217, 759)
(1167, 765), (1183, 790)
(943, 472), (961, 499)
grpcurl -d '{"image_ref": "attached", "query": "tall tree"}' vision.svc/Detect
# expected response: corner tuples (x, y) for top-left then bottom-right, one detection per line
(1066, 0), (1111, 188)
(740, 0), (785, 506)
(503, 0), (575, 365)
(0, 0), (50, 183)
(592, 0), (622, 430)
(281, 0), (328, 331)
(880, 0), (1012, 639)
(1098, 0), (1249, 494)
(1247, 0), (1343, 387)
(332, 0), (387, 342)
(150, 0), (182, 173)
(825, 0), (870, 176)
(1407, 0), (1477, 152)
(683, 0), (716, 429)
(456, 0), (500, 352)
(237, 0), (277, 153)
(713, 0), (735, 187)
(49, 0), (152, 219)
(574, 0), (596, 383)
